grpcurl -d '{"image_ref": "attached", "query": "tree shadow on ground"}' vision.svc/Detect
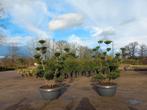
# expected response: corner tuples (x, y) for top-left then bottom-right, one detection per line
(75, 97), (96, 110)
(5, 98), (35, 110)
(128, 106), (138, 110)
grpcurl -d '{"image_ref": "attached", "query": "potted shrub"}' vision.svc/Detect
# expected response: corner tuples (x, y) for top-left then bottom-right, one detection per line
(34, 40), (65, 100)
(93, 40), (121, 96)
(63, 48), (78, 78)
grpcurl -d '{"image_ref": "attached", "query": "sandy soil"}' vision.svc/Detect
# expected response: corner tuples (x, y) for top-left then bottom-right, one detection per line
(0, 71), (147, 110)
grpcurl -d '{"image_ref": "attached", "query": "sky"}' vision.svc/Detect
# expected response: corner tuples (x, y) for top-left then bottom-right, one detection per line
(1, 0), (147, 52)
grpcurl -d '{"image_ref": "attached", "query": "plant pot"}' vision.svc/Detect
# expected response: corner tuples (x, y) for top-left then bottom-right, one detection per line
(39, 85), (64, 100)
(95, 84), (117, 96)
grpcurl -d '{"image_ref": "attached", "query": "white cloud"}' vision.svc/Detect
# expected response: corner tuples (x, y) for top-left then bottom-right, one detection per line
(4, 36), (33, 46)
(1, 0), (147, 49)
(67, 34), (95, 47)
(68, 34), (86, 46)
(48, 13), (84, 31)
(68, 0), (147, 49)
(68, 0), (128, 25)
(0, 27), (6, 44)
(67, 34), (87, 46)
(3, 35), (51, 47)
(91, 27), (115, 37)
(0, 0), (51, 39)
(69, 0), (147, 24)
(0, 56), (5, 59)
(114, 35), (147, 50)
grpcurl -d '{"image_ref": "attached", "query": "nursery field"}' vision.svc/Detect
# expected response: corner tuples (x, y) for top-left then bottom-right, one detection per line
(0, 71), (147, 110)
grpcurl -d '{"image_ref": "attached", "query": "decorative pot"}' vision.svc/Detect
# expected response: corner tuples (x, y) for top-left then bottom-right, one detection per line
(39, 85), (63, 100)
(95, 84), (117, 96)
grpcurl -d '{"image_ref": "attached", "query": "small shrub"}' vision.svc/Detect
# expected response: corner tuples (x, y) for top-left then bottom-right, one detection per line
(16, 67), (36, 77)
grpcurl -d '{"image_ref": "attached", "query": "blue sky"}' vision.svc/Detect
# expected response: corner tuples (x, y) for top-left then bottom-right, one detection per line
(1, 0), (147, 51)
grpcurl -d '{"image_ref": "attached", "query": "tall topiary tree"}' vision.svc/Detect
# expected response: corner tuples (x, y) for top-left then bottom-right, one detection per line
(34, 40), (47, 78)
(93, 40), (121, 84)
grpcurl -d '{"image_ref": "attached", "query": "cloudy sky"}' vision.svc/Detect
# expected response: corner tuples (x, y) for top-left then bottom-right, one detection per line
(1, 0), (147, 49)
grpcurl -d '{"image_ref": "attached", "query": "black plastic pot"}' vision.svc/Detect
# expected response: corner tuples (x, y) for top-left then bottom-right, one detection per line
(95, 84), (117, 96)
(39, 85), (63, 100)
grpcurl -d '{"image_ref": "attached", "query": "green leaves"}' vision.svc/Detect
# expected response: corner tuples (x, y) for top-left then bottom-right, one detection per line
(120, 48), (126, 51)
(68, 52), (76, 58)
(106, 48), (111, 52)
(41, 46), (47, 50)
(92, 48), (97, 51)
(33, 38), (121, 83)
(35, 47), (41, 51)
(34, 40), (48, 80)
(34, 54), (41, 64)
(64, 47), (70, 53)
(98, 40), (103, 44)
(93, 39), (120, 83)
(93, 46), (100, 52)
(55, 52), (61, 57)
(115, 53), (120, 57)
(38, 40), (46, 44)
(34, 54), (41, 59)
(108, 70), (120, 80)
(96, 46), (100, 50)
(104, 40), (112, 44)
(103, 51), (107, 55)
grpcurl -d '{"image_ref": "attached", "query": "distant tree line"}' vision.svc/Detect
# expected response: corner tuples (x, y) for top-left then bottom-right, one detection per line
(120, 42), (147, 65)
(120, 42), (147, 58)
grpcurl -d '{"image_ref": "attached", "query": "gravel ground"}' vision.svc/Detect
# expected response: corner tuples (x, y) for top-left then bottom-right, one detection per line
(0, 71), (147, 110)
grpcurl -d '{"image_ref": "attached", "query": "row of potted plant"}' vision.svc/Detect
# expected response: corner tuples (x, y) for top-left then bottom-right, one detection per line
(0, 66), (15, 71)
(31, 39), (121, 100)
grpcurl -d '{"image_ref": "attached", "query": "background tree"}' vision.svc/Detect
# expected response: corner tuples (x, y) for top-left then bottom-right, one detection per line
(56, 40), (69, 54)
(124, 42), (138, 58)
(139, 44), (147, 58)
(120, 48), (127, 59)
(78, 46), (92, 58)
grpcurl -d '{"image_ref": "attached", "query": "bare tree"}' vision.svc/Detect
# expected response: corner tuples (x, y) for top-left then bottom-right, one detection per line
(125, 42), (138, 58)
(139, 44), (147, 58)
(77, 46), (92, 58)
(9, 42), (19, 59)
(27, 39), (38, 58)
(56, 40), (69, 53)
(120, 47), (127, 59)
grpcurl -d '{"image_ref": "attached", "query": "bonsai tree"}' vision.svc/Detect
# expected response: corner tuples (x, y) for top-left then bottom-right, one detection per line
(53, 51), (65, 83)
(63, 47), (78, 78)
(93, 40), (121, 85)
(34, 40), (70, 100)
(34, 40), (69, 87)
(34, 40), (47, 78)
